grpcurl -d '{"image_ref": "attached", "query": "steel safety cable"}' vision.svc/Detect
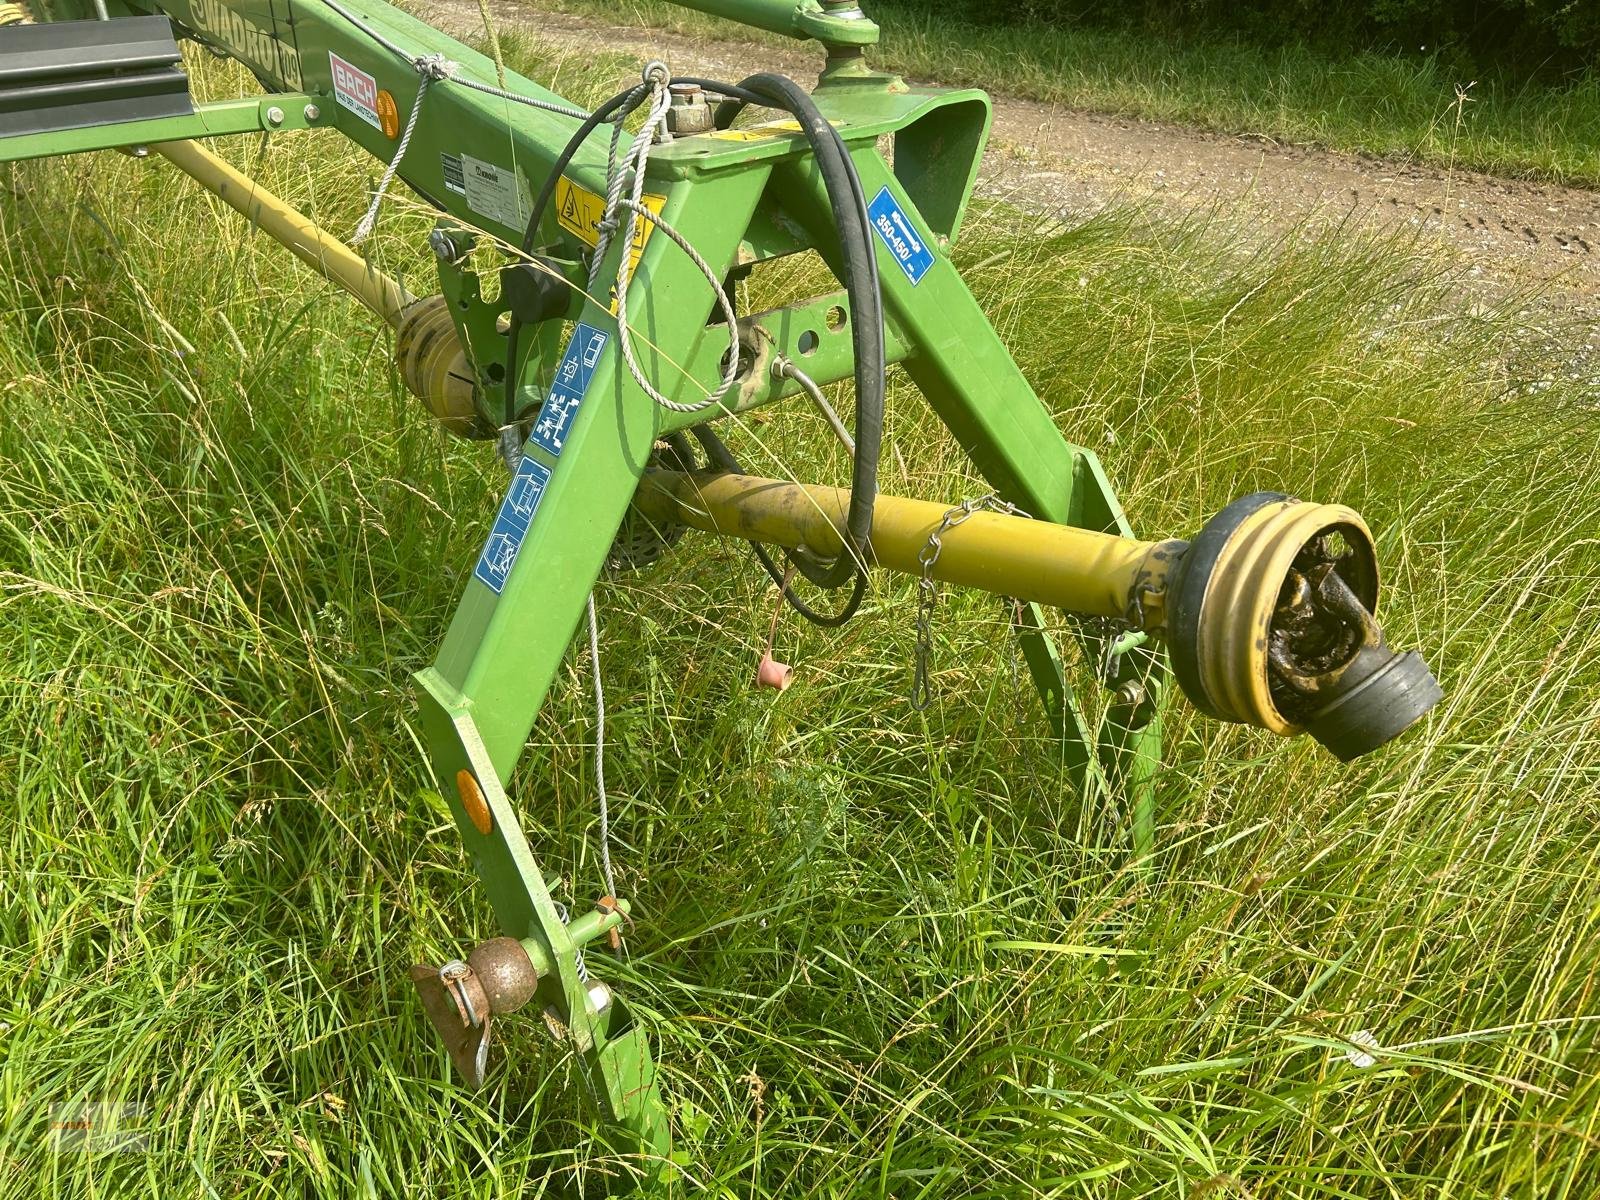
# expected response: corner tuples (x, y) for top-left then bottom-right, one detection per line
(590, 72), (744, 415)
(321, 0), (591, 119)
(587, 594), (617, 903)
(578, 71), (745, 910)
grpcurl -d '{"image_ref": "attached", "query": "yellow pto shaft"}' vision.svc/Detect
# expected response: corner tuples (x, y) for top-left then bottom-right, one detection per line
(151, 142), (479, 433)
(636, 469), (1442, 761)
(636, 469), (1183, 624)
(152, 140), (412, 326)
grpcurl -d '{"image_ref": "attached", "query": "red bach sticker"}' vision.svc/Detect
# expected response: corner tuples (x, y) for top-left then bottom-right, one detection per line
(329, 52), (381, 131)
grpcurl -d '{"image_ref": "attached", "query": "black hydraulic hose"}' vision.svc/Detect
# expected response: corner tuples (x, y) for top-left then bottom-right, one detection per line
(504, 73), (882, 603)
(756, 541), (866, 627)
(672, 77), (768, 107)
(710, 72), (885, 591)
(503, 83), (648, 425)
(689, 426), (866, 628)
(684, 216), (869, 629)
(649, 74), (883, 592)
(502, 79), (762, 427)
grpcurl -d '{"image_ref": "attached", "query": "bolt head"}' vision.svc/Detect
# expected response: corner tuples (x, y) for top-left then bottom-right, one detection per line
(428, 229), (457, 261)
(265, 105), (285, 127)
(303, 103), (321, 122)
(665, 86), (714, 137)
(1115, 681), (1147, 708)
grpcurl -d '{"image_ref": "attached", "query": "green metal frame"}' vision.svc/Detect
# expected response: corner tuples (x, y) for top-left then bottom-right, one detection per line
(7, 0), (1165, 1175)
(0, 94), (320, 162)
(659, 0), (881, 47)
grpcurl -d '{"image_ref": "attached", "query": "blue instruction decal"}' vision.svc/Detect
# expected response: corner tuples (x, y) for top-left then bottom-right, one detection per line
(868, 186), (935, 286)
(529, 322), (610, 457)
(473, 455), (552, 594)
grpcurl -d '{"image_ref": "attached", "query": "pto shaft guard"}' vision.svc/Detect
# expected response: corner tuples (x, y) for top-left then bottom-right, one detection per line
(1166, 492), (1442, 760)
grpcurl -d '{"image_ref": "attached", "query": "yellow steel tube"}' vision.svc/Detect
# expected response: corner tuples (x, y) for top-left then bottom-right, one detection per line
(638, 472), (1441, 757)
(153, 140), (412, 326)
(637, 470), (1185, 625)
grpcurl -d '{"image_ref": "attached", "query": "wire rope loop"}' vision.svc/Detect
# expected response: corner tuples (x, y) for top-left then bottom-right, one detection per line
(590, 73), (744, 418)
(350, 68), (434, 243)
(412, 51), (458, 81)
(612, 200), (742, 414)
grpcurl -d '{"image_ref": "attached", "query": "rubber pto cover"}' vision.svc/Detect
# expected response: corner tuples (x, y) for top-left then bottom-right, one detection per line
(1304, 650), (1443, 762)
(1165, 492), (1287, 722)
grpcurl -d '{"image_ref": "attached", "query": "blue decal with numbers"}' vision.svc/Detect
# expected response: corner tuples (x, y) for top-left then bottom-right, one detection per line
(473, 455), (552, 594)
(868, 186), (935, 286)
(529, 322), (610, 457)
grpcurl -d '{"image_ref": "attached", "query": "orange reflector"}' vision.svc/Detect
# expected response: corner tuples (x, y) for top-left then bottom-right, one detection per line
(456, 769), (493, 835)
(376, 90), (401, 139)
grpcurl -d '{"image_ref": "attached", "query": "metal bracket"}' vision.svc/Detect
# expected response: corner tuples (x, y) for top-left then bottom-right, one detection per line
(0, 93), (323, 163)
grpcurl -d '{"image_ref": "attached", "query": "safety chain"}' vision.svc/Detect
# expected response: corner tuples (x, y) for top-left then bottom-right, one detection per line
(911, 494), (1031, 710)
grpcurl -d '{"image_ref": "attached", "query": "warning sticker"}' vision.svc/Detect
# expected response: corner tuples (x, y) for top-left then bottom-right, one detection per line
(704, 118), (839, 143)
(461, 154), (529, 230)
(555, 176), (665, 270)
(704, 128), (780, 143)
(868, 185), (936, 286)
(329, 52), (381, 132)
(529, 322), (610, 458)
(474, 456), (552, 595)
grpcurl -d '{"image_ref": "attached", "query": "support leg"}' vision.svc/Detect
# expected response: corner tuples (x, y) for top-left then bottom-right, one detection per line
(836, 153), (1168, 855)
(411, 168), (771, 1173)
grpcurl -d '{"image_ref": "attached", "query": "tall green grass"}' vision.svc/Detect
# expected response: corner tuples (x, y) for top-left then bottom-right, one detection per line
(4, 39), (1600, 1200)
(541, 0), (1600, 188)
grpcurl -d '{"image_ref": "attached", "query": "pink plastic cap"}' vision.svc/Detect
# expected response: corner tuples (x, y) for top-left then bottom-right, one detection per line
(756, 652), (794, 691)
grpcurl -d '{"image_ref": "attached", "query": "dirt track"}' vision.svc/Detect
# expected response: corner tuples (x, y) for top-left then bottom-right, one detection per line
(427, 4), (1600, 312)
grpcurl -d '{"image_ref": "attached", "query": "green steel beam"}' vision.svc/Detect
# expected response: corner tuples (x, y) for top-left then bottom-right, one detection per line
(662, 0), (880, 45)
(0, 95), (319, 164)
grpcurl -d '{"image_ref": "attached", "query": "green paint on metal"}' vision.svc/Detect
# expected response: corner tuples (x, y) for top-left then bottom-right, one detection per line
(0, 96), (319, 164)
(663, 0), (880, 46)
